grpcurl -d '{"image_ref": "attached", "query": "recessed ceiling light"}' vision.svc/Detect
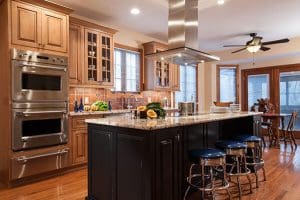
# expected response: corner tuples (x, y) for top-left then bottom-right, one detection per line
(161, 57), (165, 61)
(200, 60), (205, 63)
(177, 53), (182, 57)
(130, 8), (140, 15)
(217, 0), (225, 5)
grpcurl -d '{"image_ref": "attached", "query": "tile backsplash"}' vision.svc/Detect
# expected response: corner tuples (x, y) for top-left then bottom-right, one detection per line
(69, 87), (172, 111)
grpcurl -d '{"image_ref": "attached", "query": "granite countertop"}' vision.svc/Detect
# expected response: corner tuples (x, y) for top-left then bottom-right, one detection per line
(69, 109), (131, 116)
(85, 111), (262, 130)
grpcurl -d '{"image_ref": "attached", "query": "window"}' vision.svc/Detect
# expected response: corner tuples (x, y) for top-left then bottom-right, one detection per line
(247, 74), (270, 109)
(175, 65), (197, 105)
(114, 48), (140, 92)
(217, 65), (239, 103)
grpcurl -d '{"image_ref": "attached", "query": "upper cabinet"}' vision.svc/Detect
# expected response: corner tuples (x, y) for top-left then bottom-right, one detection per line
(69, 17), (116, 88)
(143, 42), (180, 91)
(11, 0), (71, 54)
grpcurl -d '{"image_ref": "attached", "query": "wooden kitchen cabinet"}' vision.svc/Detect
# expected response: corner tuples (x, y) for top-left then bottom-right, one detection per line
(143, 41), (180, 91)
(11, 0), (69, 53)
(72, 129), (88, 164)
(69, 17), (116, 88)
(69, 23), (83, 84)
(41, 9), (67, 52)
(171, 63), (180, 91)
(11, 1), (41, 49)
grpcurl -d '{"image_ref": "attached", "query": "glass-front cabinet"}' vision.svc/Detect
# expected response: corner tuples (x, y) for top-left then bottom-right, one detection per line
(143, 42), (178, 91)
(84, 29), (114, 86)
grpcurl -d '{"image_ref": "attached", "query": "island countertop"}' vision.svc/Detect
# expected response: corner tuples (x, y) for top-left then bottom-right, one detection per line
(85, 111), (262, 130)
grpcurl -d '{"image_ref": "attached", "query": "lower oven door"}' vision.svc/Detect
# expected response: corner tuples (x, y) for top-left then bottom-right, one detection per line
(12, 107), (68, 151)
(12, 60), (68, 102)
(11, 148), (70, 180)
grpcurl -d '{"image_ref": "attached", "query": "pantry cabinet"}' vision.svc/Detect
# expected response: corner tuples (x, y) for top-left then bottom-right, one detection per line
(11, 0), (69, 53)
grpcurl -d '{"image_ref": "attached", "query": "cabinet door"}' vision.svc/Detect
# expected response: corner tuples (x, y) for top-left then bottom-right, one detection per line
(69, 24), (82, 85)
(11, 1), (42, 48)
(155, 129), (183, 200)
(88, 127), (115, 200)
(84, 29), (101, 84)
(172, 64), (180, 91)
(72, 129), (87, 165)
(100, 34), (114, 86)
(41, 9), (67, 52)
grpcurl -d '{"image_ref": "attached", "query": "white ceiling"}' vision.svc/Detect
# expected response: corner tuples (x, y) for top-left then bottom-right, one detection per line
(52, 0), (300, 52)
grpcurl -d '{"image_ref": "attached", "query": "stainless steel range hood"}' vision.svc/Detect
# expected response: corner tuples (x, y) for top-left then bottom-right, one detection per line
(145, 0), (220, 66)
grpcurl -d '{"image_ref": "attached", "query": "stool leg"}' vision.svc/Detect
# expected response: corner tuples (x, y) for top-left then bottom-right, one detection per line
(201, 164), (205, 200)
(262, 166), (267, 181)
(236, 157), (242, 199)
(183, 186), (190, 200)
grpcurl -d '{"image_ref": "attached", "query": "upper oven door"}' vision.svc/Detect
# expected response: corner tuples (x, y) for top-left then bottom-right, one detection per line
(12, 60), (68, 102)
(12, 107), (68, 151)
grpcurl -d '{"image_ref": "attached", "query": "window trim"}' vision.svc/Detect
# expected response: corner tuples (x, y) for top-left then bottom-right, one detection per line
(216, 65), (239, 103)
(113, 43), (143, 93)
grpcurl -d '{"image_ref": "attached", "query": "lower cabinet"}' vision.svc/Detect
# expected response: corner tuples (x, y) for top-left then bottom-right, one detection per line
(87, 125), (183, 200)
(72, 129), (88, 164)
(155, 129), (183, 200)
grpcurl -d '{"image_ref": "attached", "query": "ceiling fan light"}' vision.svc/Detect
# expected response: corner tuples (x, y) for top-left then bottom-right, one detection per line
(247, 45), (261, 53)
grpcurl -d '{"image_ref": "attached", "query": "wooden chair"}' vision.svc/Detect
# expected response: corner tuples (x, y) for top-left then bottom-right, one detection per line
(281, 112), (298, 149)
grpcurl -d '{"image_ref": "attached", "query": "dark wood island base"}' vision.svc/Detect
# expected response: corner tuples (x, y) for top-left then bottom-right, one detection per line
(86, 113), (261, 200)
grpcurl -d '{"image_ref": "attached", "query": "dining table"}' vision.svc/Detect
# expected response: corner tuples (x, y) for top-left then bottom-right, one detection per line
(261, 113), (291, 148)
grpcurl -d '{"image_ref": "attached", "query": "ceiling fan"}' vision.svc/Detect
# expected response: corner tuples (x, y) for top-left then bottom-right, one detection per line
(223, 33), (290, 54)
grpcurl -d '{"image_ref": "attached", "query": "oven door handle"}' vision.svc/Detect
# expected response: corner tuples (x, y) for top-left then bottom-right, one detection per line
(16, 110), (67, 116)
(19, 63), (67, 72)
(16, 148), (69, 162)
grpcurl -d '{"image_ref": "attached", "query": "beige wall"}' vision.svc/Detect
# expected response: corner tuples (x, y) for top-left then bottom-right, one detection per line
(201, 36), (300, 111)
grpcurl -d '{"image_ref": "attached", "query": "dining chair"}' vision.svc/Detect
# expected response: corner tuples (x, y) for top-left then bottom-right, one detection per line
(281, 112), (298, 149)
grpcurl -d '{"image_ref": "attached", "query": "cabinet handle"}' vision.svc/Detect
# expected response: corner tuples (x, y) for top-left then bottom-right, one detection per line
(161, 139), (172, 145)
(176, 134), (180, 142)
(106, 133), (111, 140)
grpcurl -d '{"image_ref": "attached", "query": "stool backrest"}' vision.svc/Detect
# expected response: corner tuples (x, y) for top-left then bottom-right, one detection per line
(287, 112), (298, 131)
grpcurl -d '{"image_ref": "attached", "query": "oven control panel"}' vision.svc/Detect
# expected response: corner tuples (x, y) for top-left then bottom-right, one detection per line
(11, 49), (68, 66)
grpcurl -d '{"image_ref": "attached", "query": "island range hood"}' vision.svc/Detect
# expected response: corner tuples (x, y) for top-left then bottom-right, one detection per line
(145, 0), (220, 66)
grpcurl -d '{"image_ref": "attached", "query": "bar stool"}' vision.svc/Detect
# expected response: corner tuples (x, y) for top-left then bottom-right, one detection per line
(184, 148), (231, 200)
(236, 135), (266, 188)
(215, 140), (252, 199)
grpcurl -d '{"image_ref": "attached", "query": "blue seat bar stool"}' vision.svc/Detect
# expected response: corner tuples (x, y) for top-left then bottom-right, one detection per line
(184, 148), (231, 200)
(236, 135), (266, 188)
(215, 140), (252, 199)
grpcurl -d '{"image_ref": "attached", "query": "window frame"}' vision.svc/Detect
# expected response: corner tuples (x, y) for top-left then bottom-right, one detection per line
(113, 43), (143, 93)
(216, 65), (239, 103)
(175, 65), (198, 106)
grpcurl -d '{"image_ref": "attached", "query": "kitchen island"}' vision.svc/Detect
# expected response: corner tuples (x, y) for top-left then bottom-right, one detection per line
(85, 112), (262, 200)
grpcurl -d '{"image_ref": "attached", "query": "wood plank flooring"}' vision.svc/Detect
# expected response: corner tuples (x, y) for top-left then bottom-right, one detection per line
(0, 142), (299, 200)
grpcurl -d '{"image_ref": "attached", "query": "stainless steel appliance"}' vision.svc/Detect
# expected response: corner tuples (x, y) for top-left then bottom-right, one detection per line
(11, 49), (68, 102)
(11, 147), (70, 180)
(178, 102), (195, 115)
(12, 102), (68, 151)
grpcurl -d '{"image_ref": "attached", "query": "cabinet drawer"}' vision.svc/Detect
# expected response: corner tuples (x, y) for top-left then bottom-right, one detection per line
(72, 118), (87, 129)
(11, 148), (70, 180)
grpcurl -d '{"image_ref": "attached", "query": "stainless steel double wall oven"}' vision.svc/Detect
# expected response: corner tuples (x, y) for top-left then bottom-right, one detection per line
(11, 49), (69, 151)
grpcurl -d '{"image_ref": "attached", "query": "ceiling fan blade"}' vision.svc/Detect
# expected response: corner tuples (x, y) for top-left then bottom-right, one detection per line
(260, 46), (271, 51)
(232, 48), (247, 53)
(223, 45), (246, 47)
(262, 38), (290, 46)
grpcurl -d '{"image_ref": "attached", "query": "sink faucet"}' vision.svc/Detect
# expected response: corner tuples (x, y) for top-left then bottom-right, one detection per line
(127, 94), (138, 109)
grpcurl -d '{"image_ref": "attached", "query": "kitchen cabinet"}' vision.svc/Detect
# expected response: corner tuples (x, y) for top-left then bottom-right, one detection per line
(143, 41), (180, 91)
(69, 17), (116, 88)
(11, 0), (69, 53)
(155, 130), (183, 200)
(70, 114), (106, 165)
(171, 64), (180, 91)
(69, 23), (83, 84)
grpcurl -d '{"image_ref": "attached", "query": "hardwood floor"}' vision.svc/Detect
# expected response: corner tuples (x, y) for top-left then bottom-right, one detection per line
(0, 141), (299, 200)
